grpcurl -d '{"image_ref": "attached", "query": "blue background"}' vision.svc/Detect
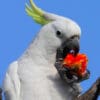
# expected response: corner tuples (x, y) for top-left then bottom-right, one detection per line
(0, 0), (100, 99)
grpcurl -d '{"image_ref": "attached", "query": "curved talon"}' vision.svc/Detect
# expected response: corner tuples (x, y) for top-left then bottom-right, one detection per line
(55, 62), (78, 83)
(77, 69), (90, 83)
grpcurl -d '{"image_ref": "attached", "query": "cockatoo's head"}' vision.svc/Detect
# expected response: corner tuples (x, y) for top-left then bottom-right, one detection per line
(26, 0), (81, 62)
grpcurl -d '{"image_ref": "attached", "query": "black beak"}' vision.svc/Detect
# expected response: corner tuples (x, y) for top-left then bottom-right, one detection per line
(56, 37), (80, 61)
(62, 37), (80, 57)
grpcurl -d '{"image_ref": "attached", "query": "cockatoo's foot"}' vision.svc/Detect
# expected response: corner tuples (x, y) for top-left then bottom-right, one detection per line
(55, 61), (78, 83)
(77, 69), (90, 83)
(55, 47), (90, 83)
(55, 47), (88, 83)
(55, 61), (90, 84)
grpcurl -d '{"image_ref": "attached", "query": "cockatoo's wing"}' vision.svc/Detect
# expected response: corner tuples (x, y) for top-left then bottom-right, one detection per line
(3, 61), (20, 100)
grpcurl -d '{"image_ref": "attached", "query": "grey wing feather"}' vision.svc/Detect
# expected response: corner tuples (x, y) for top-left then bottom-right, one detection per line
(3, 61), (20, 100)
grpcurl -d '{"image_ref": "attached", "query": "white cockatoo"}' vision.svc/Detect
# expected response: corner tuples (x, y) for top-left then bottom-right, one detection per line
(3, 0), (83, 100)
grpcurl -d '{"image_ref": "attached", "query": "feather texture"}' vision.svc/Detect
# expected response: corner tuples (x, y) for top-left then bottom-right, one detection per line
(25, 0), (51, 25)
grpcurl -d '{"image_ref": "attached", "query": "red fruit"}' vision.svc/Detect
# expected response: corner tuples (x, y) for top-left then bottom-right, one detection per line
(63, 53), (88, 76)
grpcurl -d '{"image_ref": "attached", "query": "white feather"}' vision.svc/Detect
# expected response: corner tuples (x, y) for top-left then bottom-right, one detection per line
(3, 10), (81, 100)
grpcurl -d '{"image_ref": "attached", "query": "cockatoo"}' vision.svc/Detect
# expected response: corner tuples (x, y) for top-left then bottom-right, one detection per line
(3, 0), (85, 100)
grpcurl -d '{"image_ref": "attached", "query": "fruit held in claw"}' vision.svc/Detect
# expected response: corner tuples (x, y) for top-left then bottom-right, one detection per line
(63, 53), (88, 77)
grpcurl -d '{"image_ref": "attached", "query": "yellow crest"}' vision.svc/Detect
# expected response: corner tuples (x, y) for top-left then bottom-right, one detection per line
(26, 0), (51, 25)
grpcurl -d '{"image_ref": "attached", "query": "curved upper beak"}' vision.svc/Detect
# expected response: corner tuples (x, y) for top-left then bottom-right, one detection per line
(61, 37), (80, 57)
(70, 37), (80, 55)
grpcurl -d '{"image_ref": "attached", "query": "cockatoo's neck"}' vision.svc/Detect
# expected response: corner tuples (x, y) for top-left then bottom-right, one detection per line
(26, 35), (56, 65)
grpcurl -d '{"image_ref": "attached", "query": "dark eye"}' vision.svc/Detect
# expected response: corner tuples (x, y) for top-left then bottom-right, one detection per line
(56, 31), (62, 37)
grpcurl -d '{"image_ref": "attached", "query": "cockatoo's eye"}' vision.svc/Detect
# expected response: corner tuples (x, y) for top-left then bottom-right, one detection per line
(56, 31), (62, 38)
